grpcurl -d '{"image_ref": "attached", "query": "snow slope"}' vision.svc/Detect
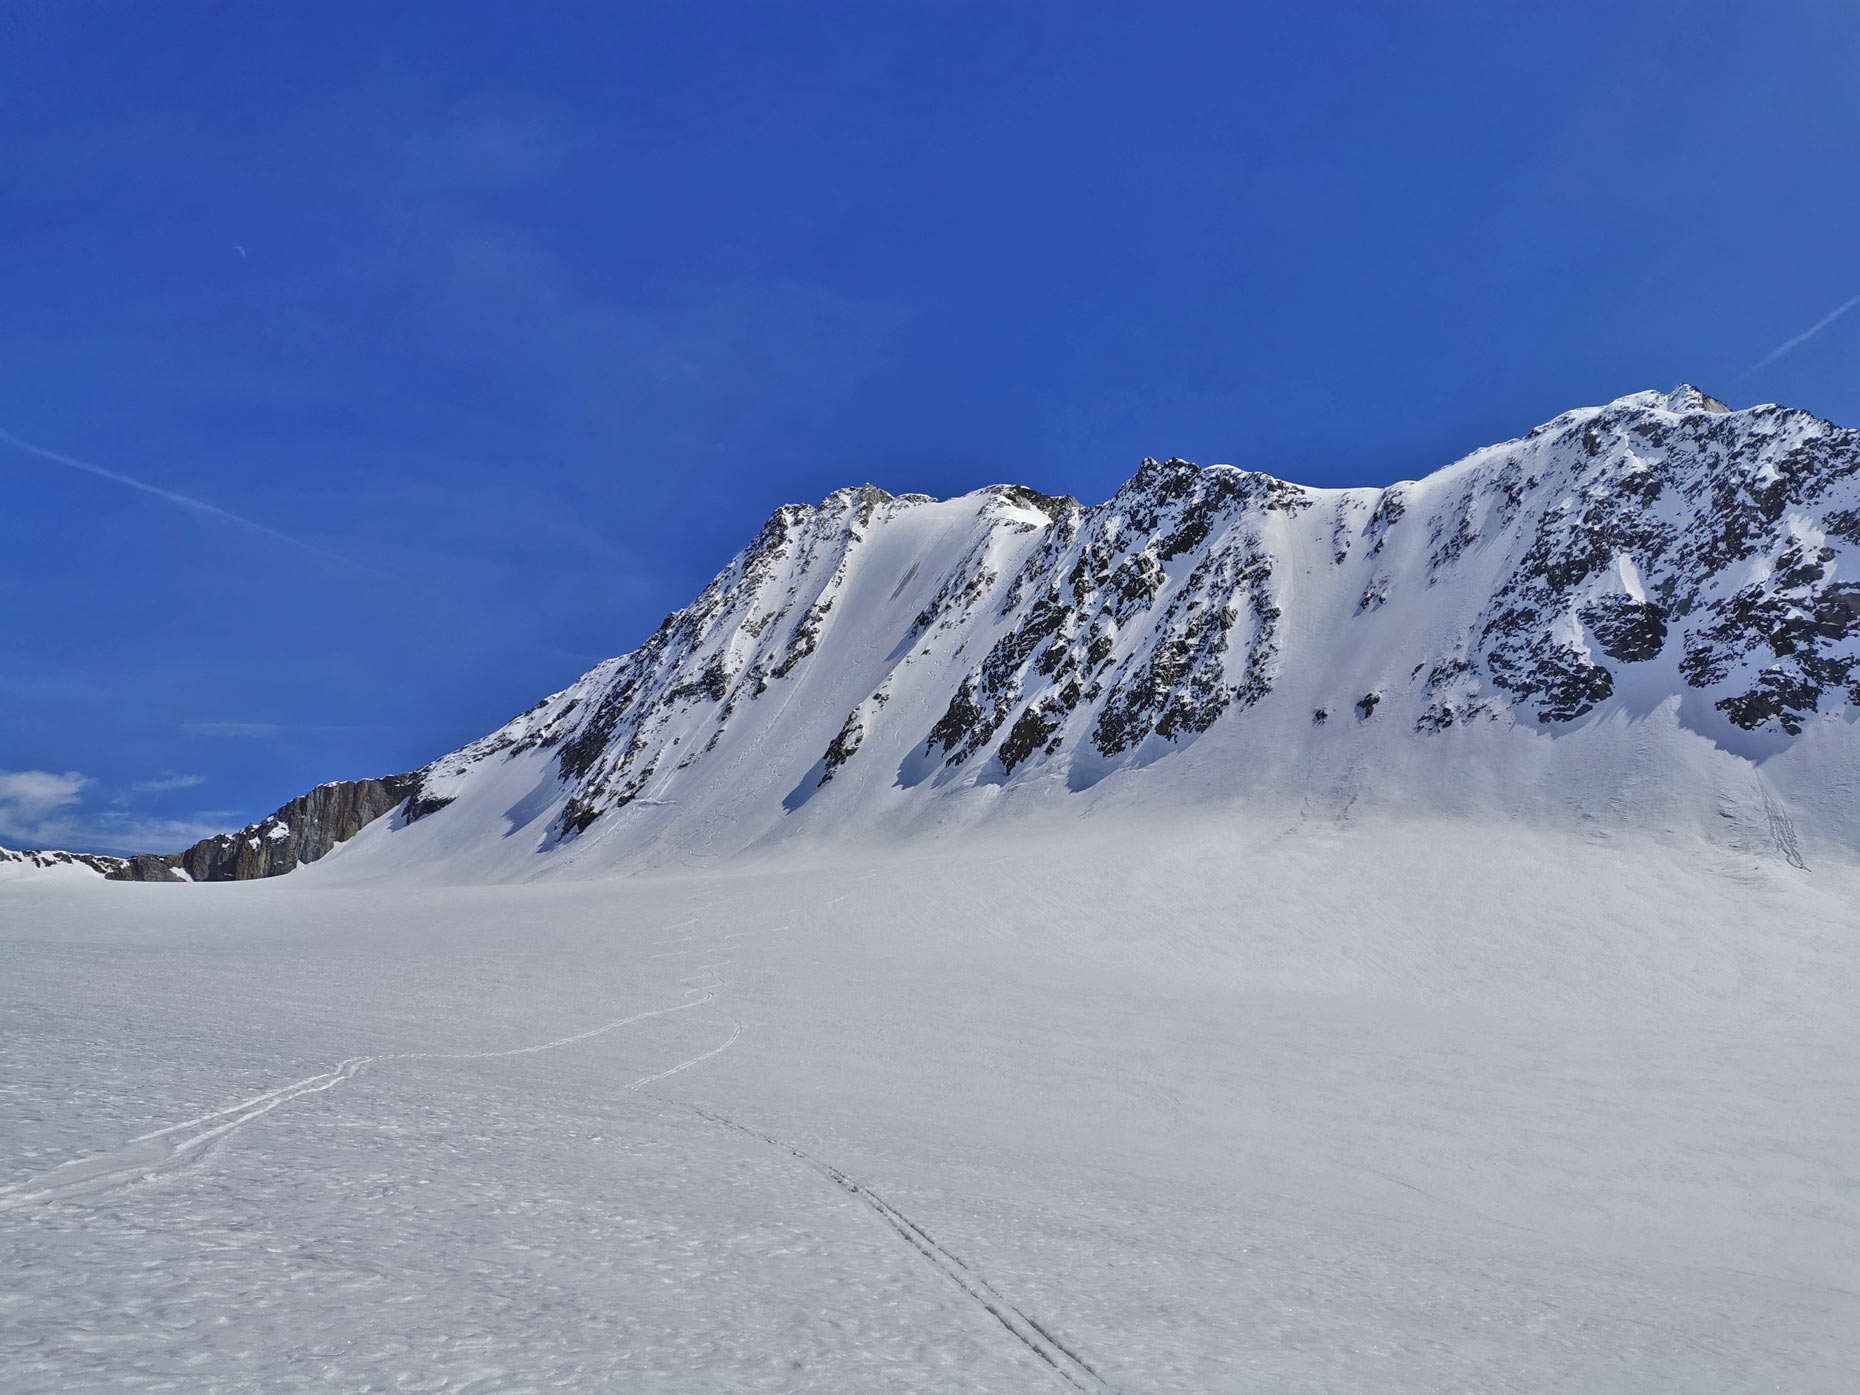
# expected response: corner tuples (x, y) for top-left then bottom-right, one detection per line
(3, 812), (1856, 1391)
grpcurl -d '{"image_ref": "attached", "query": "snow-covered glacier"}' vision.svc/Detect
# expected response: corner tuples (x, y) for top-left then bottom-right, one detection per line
(4, 387), (1858, 1392)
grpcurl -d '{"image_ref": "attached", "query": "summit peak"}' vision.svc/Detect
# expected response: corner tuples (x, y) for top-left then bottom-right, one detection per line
(1663, 384), (1731, 415)
(1606, 384), (1733, 415)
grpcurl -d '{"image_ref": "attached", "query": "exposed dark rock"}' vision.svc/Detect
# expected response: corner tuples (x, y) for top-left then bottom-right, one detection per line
(112, 774), (424, 882)
(927, 678), (987, 764)
(819, 707), (867, 784)
(558, 795), (602, 835)
(1581, 596), (1669, 663)
(998, 704), (1060, 773)
(116, 854), (188, 882)
(1364, 489), (1406, 555)
(986, 484), (1080, 519)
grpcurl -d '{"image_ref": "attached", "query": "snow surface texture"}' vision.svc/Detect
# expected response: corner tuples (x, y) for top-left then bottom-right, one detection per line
(3, 814), (1856, 1391)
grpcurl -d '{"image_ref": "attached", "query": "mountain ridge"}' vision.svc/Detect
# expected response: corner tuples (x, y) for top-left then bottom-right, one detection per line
(11, 384), (1860, 882)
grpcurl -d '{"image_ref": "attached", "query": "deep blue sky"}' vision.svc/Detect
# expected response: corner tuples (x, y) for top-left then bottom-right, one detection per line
(4, 1), (1859, 853)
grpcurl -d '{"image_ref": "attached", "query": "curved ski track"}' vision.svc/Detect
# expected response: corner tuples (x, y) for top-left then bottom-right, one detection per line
(0, 939), (738, 1214)
(3, 887), (1115, 1392)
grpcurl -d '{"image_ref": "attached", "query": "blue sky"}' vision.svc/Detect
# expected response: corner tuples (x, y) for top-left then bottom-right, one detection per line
(4, 1), (1859, 854)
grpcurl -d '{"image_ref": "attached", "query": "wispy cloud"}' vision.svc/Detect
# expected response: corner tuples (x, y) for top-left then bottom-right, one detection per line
(1740, 291), (1860, 379)
(0, 426), (395, 579)
(179, 721), (398, 740)
(111, 773), (207, 805)
(0, 769), (91, 843)
(0, 767), (234, 854)
(131, 773), (207, 794)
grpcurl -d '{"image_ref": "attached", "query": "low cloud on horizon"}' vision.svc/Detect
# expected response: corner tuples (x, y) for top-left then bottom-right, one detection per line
(0, 767), (233, 855)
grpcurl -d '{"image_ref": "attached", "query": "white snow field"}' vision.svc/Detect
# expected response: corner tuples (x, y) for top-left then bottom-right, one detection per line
(4, 810), (1857, 1393)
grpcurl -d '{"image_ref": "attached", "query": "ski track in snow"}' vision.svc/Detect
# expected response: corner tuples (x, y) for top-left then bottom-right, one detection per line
(2, 885), (1113, 1392)
(1758, 777), (1808, 870)
(0, 927), (735, 1214)
(680, 1101), (1112, 1393)
(649, 890), (1112, 1393)
(0, 1058), (374, 1214)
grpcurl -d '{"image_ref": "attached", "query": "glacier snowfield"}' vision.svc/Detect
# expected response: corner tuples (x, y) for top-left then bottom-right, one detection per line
(4, 814), (1855, 1392)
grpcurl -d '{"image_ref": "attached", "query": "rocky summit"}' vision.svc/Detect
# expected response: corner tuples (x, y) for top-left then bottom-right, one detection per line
(13, 385), (1860, 881)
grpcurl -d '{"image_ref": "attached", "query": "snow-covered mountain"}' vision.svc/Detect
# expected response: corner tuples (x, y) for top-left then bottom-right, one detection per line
(334, 384), (1856, 878)
(17, 384), (1860, 882)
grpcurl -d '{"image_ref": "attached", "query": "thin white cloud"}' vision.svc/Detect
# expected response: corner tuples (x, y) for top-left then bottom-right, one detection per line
(1740, 291), (1860, 379)
(0, 769), (93, 844)
(111, 773), (208, 806)
(178, 721), (395, 739)
(0, 426), (393, 579)
(130, 773), (207, 794)
(0, 768), (235, 853)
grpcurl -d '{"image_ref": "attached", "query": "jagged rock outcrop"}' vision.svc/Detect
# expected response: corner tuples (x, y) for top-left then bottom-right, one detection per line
(101, 775), (422, 882)
(114, 854), (191, 882)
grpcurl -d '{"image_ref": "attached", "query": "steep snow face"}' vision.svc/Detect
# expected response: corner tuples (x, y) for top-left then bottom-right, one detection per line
(324, 386), (1860, 879)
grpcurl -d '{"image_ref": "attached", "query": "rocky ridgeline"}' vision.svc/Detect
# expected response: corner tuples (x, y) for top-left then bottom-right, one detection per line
(0, 775), (424, 883)
(422, 384), (1860, 842)
(16, 385), (1860, 880)
(0, 845), (138, 877)
(134, 775), (424, 881)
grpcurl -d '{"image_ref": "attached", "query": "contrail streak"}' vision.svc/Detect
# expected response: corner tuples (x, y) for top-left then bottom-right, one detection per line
(0, 426), (389, 579)
(1740, 291), (1860, 379)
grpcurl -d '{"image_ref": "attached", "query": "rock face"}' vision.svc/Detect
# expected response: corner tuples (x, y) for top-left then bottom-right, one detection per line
(174, 776), (420, 881)
(100, 775), (421, 882)
(19, 383), (1860, 882)
(1468, 388), (1860, 731)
